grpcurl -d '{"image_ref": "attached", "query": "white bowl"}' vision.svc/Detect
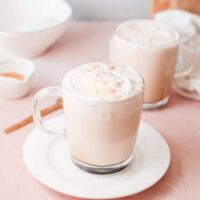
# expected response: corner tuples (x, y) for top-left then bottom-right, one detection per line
(0, 58), (35, 99)
(0, 0), (72, 58)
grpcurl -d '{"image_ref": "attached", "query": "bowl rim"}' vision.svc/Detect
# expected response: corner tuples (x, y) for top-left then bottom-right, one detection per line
(0, 0), (72, 34)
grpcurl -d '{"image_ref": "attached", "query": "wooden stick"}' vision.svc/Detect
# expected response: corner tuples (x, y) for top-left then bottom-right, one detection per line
(3, 98), (63, 134)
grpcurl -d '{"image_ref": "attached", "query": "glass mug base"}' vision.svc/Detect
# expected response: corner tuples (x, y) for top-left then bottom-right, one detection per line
(71, 155), (133, 174)
(143, 96), (169, 110)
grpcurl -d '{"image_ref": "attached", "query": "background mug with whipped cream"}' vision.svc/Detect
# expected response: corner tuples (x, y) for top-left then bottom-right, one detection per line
(33, 63), (144, 174)
(110, 20), (180, 109)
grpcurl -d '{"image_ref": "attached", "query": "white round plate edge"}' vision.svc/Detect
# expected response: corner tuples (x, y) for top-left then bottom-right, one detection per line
(22, 115), (171, 199)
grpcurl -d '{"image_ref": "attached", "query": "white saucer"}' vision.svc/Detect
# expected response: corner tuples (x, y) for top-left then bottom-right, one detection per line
(23, 115), (170, 199)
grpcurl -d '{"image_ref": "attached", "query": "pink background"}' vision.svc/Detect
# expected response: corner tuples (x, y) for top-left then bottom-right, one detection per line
(0, 21), (200, 200)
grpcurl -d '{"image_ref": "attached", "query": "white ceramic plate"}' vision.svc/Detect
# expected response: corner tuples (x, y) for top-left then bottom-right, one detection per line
(23, 115), (170, 199)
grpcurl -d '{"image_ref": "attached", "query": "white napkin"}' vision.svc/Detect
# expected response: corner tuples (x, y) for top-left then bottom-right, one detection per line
(155, 9), (200, 100)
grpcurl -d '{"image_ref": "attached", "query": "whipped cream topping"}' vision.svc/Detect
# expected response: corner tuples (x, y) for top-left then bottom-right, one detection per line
(63, 63), (143, 102)
(116, 20), (179, 48)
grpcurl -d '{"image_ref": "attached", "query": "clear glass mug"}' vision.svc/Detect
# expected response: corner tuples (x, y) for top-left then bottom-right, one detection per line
(110, 20), (180, 109)
(33, 69), (144, 174)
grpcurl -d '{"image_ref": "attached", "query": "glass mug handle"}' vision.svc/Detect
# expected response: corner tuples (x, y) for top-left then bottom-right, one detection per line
(33, 87), (64, 135)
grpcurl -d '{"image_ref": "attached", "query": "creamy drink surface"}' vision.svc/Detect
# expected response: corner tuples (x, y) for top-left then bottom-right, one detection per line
(62, 63), (144, 166)
(116, 20), (178, 48)
(111, 20), (179, 104)
(63, 63), (143, 101)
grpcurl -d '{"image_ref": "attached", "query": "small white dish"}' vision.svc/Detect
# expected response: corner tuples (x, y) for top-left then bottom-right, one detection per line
(23, 115), (171, 199)
(0, 0), (72, 57)
(0, 58), (35, 99)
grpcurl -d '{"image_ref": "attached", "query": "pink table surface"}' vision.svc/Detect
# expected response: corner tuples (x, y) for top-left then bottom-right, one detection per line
(0, 21), (200, 200)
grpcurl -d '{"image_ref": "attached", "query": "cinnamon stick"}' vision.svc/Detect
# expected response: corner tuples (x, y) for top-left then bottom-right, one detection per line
(3, 98), (63, 134)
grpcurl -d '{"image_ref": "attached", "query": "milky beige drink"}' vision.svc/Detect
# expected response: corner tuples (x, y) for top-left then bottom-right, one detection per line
(110, 20), (179, 109)
(62, 63), (144, 173)
(33, 63), (144, 174)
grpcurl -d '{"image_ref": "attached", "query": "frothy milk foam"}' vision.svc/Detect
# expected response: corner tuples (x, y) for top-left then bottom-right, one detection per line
(111, 20), (179, 103)
(116, 20), (178, 47)
(62, 63), (144, 166)
(63, 63), (143, 101)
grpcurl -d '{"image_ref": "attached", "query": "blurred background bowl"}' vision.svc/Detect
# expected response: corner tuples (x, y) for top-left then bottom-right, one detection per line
(0, 58), (35, 99)
(0, 0), (72, 58)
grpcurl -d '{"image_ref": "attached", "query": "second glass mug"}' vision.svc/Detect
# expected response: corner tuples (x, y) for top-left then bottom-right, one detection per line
(33, 67), (144, 174)
(110, 20), (180, 109)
